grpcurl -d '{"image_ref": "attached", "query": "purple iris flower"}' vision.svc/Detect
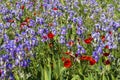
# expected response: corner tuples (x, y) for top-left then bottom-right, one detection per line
(68, 10), (75, 18)
(112, 22), (120, 30)
(77, 17), (82, 24)
(76, 49), (81, 54)
(6, 63), (12, 70)
(95, 46), (103, 54)
(27, 59), (31, 63)
(15, 58), (19, 66)
(72, 17), (78, 23)
(9, 72), (14, 80)
(11, 9), (17, 15)
(57, 12), (63, 17)
(92, 51), (99, 62)
(20, 60), (24, 67)
(3, 34), (9, 42)
(44, 28), (49, 33)
(1, 8), (9, 15)
(118, 33), (120, 43)
(0, 70), (6, 78)
(67, 24), (72, 29)
(74, 1), (79, 8)
(94, 55), (99, 62)
(8, 40), (16, 48)
(95, 23), (101, 30)
(27, 28), (36, 36)
(26, 2), (33, 9)
(0, 29), (2, 33)
(2, 54), (9, 63)
(76, 27), (83, 35)
(31, 37), (38, 46)
(52, 20), (57, 27)
(92, 51), (97, 56)
(21, 31), (27, 37)
(107, 4), (114, 12)
(42, 3), (48, 10)
(41, 33), (48, 42)
(36, 17), (44, 25)
(90, 0), (97, 5)
(51, 27), (57, 35)
(16, 2), (21, 9)
(50, 11), (55, 16)
(0, 23), (4, 29)
(11, 23), (17, 29)
(59, 35), (66, 44)
(19, 9), (23, 16)
(37, 27), (44, 35)
(9, 51), (16, 59)
(20, 60), (29, 67)
(46, 4), (52, 10)
(4, 22), (10, 29)
(81, 48), (86, 54)
(24, 40), (31, 47)
(77, 44), (86, 54)
(43, 0), (50, 4)
(28, 19), (36, 27)
(61, 27), (67, 35)
(16, 45), (23, 52)
(77, 44), (82, 49)
(100, 13), (106, 20)
(84, 8), (88, 13)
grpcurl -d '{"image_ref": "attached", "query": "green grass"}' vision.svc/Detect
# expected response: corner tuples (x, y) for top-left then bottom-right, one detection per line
(0, 0), (120, 80)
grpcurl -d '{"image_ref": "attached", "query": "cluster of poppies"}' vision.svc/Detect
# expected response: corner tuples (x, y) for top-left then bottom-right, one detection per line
(0, 0), (120, 79)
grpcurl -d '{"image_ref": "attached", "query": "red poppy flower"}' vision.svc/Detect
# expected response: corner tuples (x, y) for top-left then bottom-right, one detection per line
(88, 36), (93, 41)
(48, 23), (53, 27)
(20, 22), (27, 30)
(109, 31), (112, 35)
(101, 35), (105, 42)
(21, 22), (27, 25)
(64, 59), (72, 68)
(89, 58), (96, 65)
(61, 57), (66, 62)
(20, 24), (25, 30)
(65, 51), (71, 55)
(104, 60), (110, 65)
(103, 53), (109, 57)
(80, 55), (91, 61)
(21, 5), (25, 10)
(105, 45), (109, 49)
(75, 54), (78, 57)
(8, 19), (14, 23)
(80, 55), (96, 65)
(53, 7), (58, 10)
(47, 32), (54, 39)
(24, 17), (30, 23)
(84, 38), (92, 44)
(68, 41), (74, 46)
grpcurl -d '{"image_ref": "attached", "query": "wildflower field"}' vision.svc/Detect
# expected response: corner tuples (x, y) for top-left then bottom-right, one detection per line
(0, 0), (120, 80)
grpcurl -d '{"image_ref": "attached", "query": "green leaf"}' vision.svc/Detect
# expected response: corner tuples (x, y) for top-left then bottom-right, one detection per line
(71, 75), (80, 80)
(14, 73), (20, 80)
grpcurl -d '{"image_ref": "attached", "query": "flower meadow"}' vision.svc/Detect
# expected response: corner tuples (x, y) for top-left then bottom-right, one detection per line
(0, 0), (120, 80)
